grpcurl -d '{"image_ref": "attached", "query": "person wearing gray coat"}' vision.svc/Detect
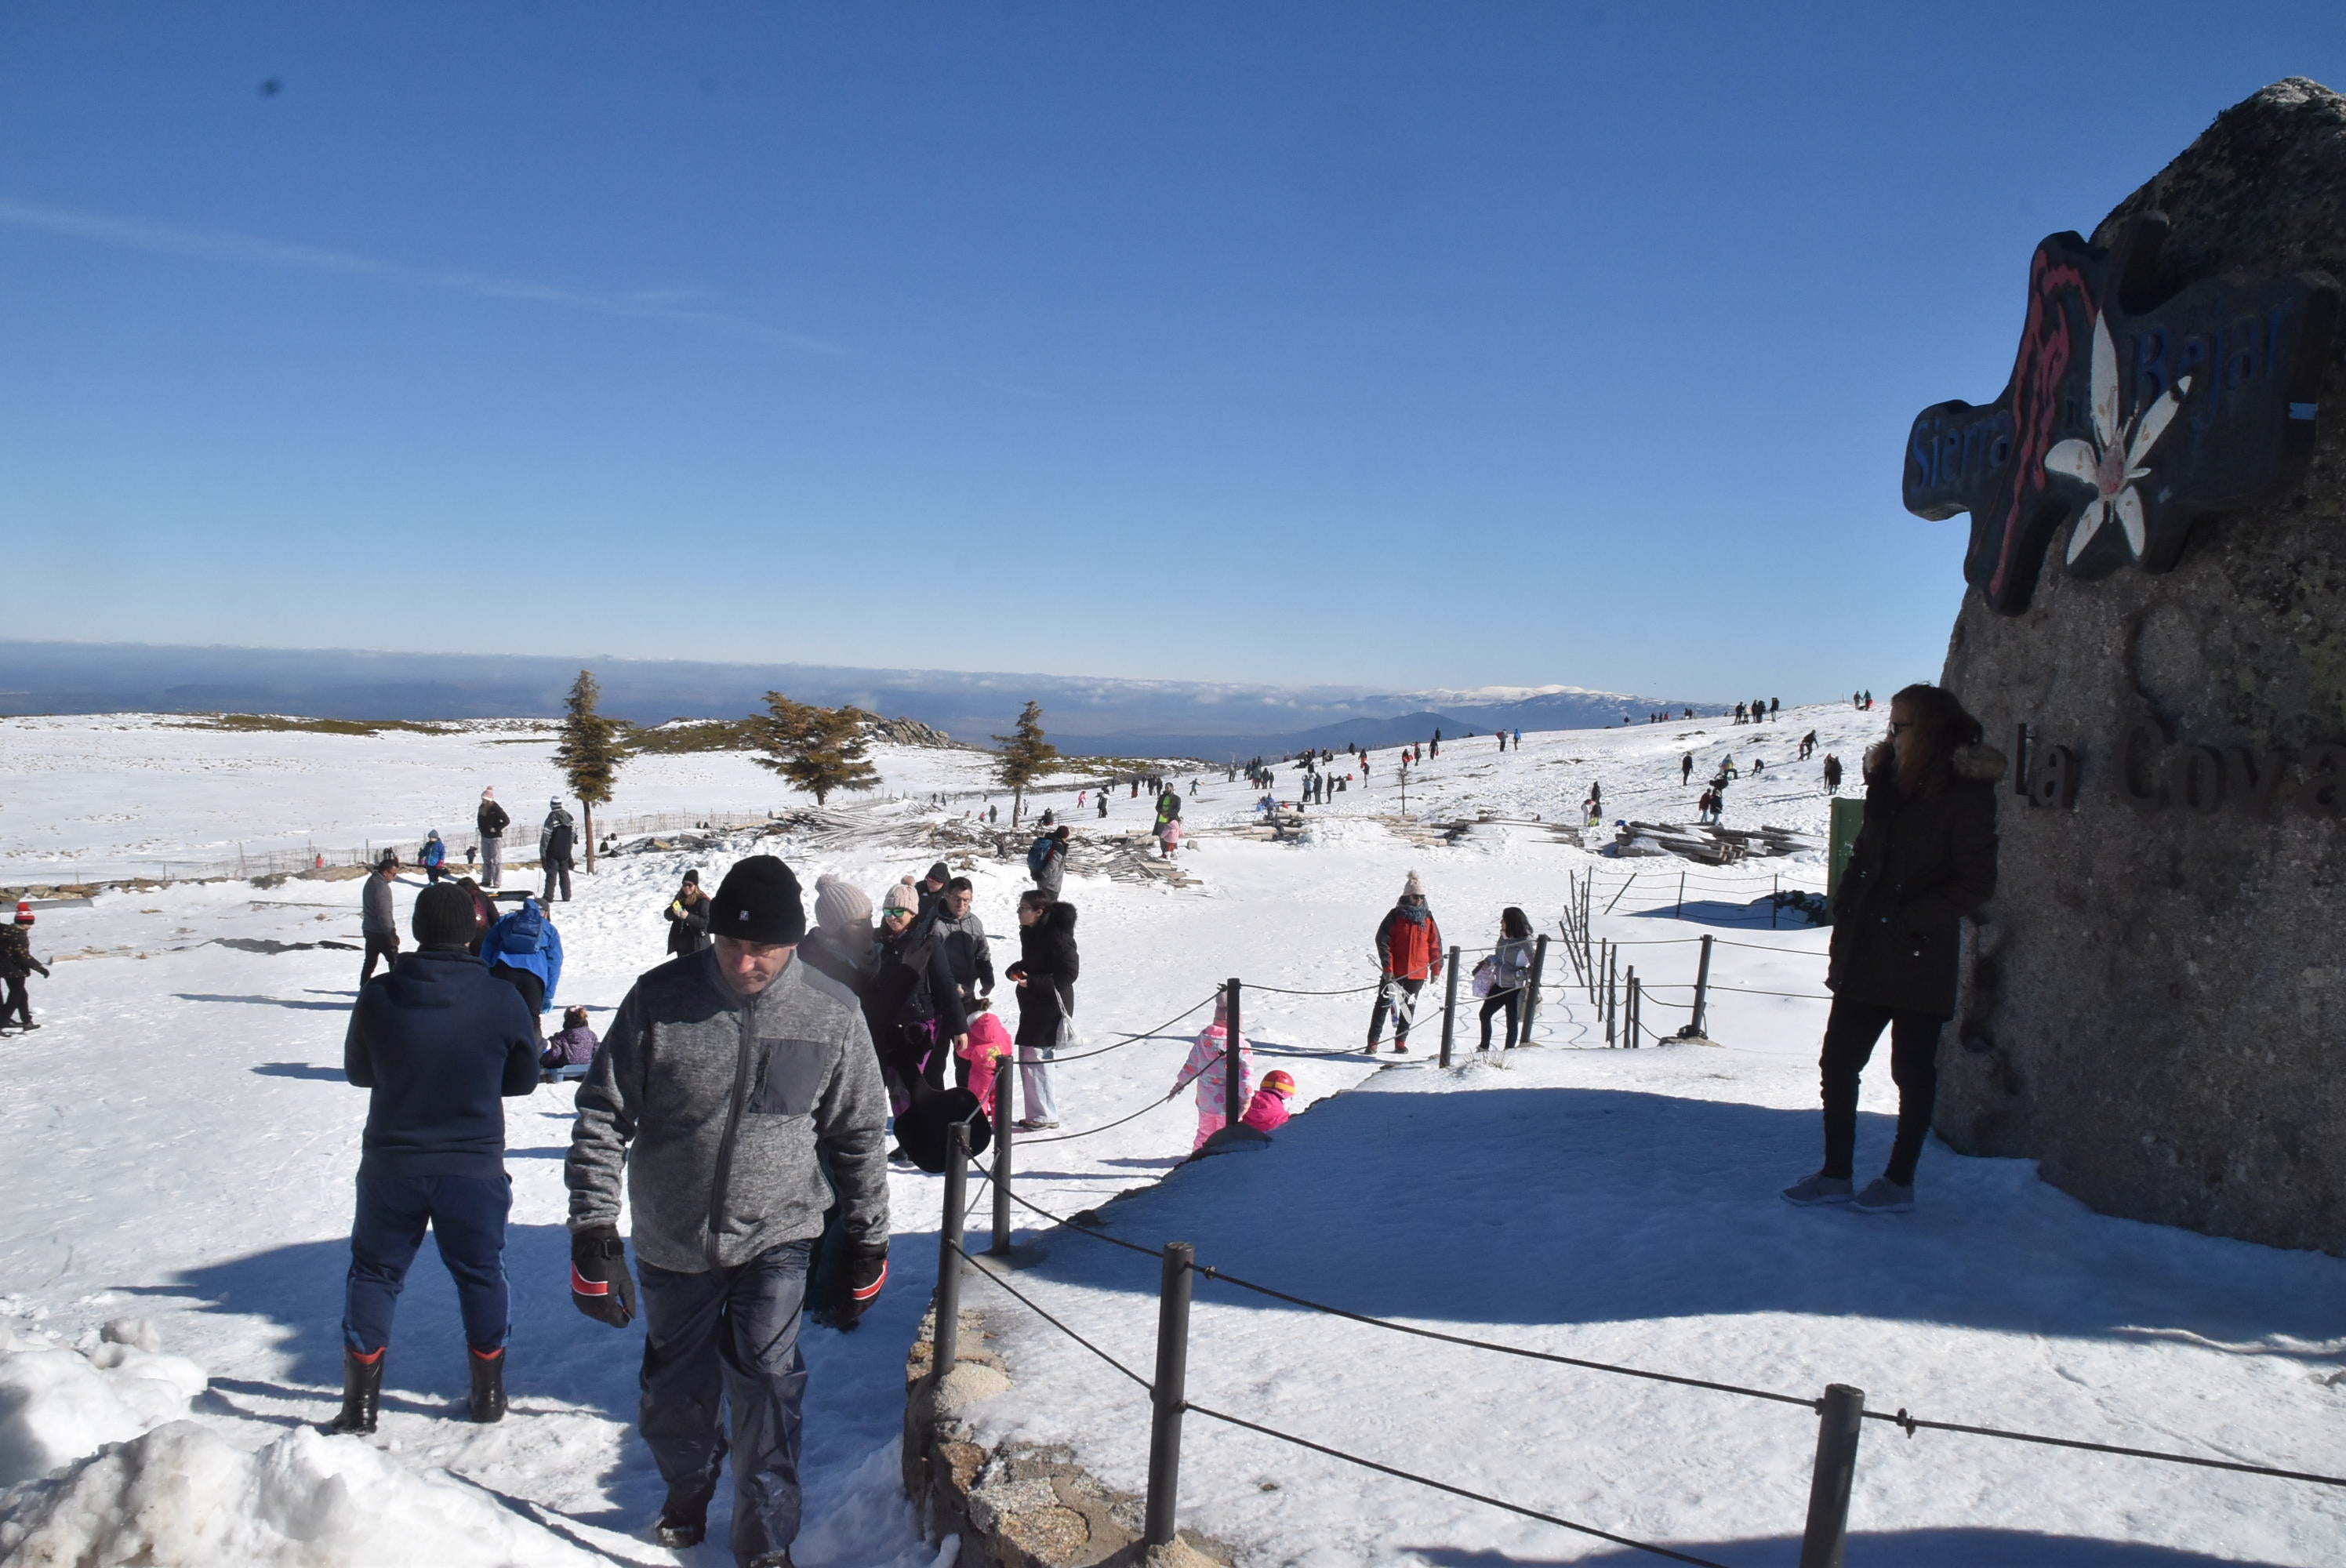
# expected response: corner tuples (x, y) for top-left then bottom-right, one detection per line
(360, 854), (401, 984)
(565, 855), (890, 1567)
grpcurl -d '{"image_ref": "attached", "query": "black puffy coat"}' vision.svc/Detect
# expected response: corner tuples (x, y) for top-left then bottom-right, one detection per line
(664, 889), (711, 956)
(1008, 902), (1080, 1050)
(1828, 744), (2003, 1019)
(867, 924), (968, 1045)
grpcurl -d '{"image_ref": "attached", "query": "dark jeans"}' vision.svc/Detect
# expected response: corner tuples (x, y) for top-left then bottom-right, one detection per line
(2, 976), (29, 1027)
(360, 935), (400, 985)
(639, 1241), (812, 1565)
(490, 964), (547, 1018)
(343, 1171), (512, 1355)
(1478, 989), (1520, 1049)
(1818, 998), (1944, 1186)
(1367, 976), (1426, 1047)
(543, 859), (572, 902)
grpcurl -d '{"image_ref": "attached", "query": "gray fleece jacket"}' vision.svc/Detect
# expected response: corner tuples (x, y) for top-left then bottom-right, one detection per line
(565, 946), (890, 1273)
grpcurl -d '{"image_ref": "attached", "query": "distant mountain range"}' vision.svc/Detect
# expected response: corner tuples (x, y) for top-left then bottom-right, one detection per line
(0, 639), (1729, 759)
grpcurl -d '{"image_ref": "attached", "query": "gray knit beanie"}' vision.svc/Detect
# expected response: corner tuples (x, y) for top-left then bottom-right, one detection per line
(813, 873), (873, 929)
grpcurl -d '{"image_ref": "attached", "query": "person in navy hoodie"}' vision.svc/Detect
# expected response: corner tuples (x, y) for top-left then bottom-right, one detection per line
(331, 881), (541, 1436)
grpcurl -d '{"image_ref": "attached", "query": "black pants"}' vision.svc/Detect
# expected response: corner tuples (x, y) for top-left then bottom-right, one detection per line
(638, 1240), (812, 1565)
(1367, 977), (1425, 1047)
(360, 935), (400, 985)
(543, 858), (572, 902)
(2, 977), (29, 1028)
(490, 964), (546, 1018)
(1819, 998), (1943, 1186)
(1478, 989), (1521, 1049)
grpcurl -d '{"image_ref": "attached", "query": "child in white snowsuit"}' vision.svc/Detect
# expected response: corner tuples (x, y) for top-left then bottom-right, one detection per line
(1172, 998), (1253, 1152)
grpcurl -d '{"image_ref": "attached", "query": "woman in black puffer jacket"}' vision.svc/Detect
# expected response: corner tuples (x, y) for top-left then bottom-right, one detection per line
(1005, 891), (1079, 1131)
(1785, 683), (2000, 1214)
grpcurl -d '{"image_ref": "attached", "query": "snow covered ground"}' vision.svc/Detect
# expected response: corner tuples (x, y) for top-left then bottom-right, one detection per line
(5, 702), (2339, 1566)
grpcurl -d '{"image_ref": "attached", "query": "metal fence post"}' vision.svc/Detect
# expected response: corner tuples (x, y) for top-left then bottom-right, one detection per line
(990, 1056), (1014, 1256)
(1692, 933), (1715, 1038)
(1626, 967), (1639, 1047)
(1774, 872), (1781, 930)
(1676, 869), (1685, 920)
(1440, 946), (1460, 1064)
(1605, 943), (1618, 1046)
(1799, 1384), (1865, 1568)
(1143, 1241), (1195, 1548)
(932, 1122), (969, 1385)
(1224, 978), (1244, 1130)
(1521, 934), (1548, 1049)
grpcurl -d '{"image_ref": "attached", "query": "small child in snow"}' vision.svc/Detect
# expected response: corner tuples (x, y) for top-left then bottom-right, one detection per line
(959, 1004), (1015, 1123)
(1172, 997), (1252, 1152)
(1157, 818), (1184, 860)
(540, 1005), (598, 1079)
(1241, 1069), (1295, 1135)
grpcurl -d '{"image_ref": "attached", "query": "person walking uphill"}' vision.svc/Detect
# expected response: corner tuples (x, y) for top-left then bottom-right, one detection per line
(1476, 906), (1535, 1050)
(329, 883), (541, 1437)
(0, 904), (49, 1033)
(565, 855), (891, 1568)
(1367, 873), (1444, 1053)
(1784, 684), (2000, 1216)
(1027, 824), (1070, 902)
(477, 788), (510, 889)
(1004, 889), (1077, 1131)
(360, 853), (401, 984)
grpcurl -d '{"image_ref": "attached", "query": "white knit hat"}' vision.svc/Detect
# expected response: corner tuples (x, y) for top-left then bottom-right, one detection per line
(881, 875), (921, 913)
(813, 873), (872, 928)
(1402, 869), (1426, 898)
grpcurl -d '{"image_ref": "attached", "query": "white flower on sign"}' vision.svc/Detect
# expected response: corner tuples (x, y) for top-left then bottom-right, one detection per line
(2047, 314), (2191, 565)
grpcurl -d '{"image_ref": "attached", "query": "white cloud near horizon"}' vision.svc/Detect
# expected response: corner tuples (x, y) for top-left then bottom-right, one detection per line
(0, 196), (847, 357)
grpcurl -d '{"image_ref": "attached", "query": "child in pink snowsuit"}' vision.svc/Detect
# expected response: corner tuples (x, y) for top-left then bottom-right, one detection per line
(1241, 1070), (1295, 1134)
(960, 1007), (1015, 1123)
(1173, 1000), (1252, 1152)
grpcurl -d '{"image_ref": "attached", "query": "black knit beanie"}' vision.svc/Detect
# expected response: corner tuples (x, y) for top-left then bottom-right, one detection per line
(412, 882), (479, 949)
(924, 861), (951, 887)
(711, 855), (808, 945)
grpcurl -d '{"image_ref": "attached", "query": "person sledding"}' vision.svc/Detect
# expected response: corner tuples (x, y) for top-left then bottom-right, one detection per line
(1366, 872), (1443, 1054)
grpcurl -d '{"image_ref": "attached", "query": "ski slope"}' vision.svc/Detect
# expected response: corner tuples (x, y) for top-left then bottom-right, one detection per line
(5, 702), (2338, 1566)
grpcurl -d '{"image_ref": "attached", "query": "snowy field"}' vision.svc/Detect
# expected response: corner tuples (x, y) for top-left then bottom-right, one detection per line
(3, 702), (2341, 1566)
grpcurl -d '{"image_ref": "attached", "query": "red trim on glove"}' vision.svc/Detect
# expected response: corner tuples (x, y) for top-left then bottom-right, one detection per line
(851, 1260), (888, 1301)
(572, 1265), (609, 1297)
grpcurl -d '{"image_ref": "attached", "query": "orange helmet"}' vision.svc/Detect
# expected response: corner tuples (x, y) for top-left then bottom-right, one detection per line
(1260, 1070), (1295, 1098)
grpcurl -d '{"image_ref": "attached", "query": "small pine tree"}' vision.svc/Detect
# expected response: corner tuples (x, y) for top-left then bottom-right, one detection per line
(993, 700), (1059, 826)
(554, 670), (624, 871)
(750, 692), (879, 807)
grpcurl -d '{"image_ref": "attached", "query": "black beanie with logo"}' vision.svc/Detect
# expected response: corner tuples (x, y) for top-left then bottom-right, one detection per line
(712, 855), (807, 946)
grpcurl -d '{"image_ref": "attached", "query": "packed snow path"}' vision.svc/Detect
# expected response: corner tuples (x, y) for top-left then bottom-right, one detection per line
(4, 704), (2339, 1566)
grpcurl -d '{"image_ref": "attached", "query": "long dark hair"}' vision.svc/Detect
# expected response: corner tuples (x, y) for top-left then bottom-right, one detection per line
(1501, 906), (1531, 940)
(1890, 683), (1985, 797)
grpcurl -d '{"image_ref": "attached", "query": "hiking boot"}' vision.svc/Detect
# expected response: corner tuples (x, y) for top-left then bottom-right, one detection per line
(1853, 1178), (1915, 1214)
(467, 1346), (507, 1423)
(1389, 1041), (1409, 1053)
(326, 1348), (384, 1436)
(746, 1553), (795, 1568)
(654, 1498), (709, 1549)
(1780, 1172), (1854, 1207)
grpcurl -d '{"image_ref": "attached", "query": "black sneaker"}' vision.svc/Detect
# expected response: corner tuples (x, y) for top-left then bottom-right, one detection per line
(655, 1501), (708, 1549)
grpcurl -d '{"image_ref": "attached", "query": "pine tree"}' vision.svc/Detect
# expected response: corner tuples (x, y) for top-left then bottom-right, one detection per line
(554, 670), (623, 872)
(993, 700), (1059, 826)
(750, 692), (879, 807)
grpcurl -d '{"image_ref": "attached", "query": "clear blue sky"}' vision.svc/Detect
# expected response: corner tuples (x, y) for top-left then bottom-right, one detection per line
(2, 4), (2337, 701)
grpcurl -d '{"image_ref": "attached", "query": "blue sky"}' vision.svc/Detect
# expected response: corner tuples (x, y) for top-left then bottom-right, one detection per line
(1, 3), (2337, 702)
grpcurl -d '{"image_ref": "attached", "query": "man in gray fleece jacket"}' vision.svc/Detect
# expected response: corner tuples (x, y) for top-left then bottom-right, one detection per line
(565, 855), (889, 1568)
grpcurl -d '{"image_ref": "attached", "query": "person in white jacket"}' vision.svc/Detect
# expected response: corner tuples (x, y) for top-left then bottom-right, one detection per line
(1170, 996), (1253, 1152)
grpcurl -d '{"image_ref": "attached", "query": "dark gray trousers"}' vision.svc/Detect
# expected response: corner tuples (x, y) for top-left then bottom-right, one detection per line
(637, 1240), (812, 1566)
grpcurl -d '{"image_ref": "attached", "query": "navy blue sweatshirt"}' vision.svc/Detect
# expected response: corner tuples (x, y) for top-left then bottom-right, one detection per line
(345, 946), (543, 1179)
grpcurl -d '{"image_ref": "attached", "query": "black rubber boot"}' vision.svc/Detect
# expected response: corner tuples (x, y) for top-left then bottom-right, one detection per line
(467, 1346), (507, 1424)
(327, 1348), (383, 1436)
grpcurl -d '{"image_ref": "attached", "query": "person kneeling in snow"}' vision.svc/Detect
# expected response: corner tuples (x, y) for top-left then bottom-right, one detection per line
(1242, 1069), (1296, 1134)
(1171, 994), (1252, 1152)
(540, 1004), (598, 1081)
(565, 855), (890, 1568)
(333, 882), (541, 1436)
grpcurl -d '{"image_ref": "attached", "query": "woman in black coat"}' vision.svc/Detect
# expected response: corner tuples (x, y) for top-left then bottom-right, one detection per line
(1004, 891), (1078, 1131)
(663, 870), (712, 957)
(1785, 684), (2000, 1214)
(866, 879), (968, 1102)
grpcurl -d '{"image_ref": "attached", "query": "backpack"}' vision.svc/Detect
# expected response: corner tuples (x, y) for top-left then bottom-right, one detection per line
(496, 907), (545, 958)
(1027, 837), (1051, 877)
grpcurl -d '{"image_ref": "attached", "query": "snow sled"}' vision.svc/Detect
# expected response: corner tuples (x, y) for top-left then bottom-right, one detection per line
(892, 1081), (994, 1172)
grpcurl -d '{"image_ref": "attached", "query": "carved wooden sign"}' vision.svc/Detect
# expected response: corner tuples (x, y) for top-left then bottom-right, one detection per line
(1904, 215), (2337, 613)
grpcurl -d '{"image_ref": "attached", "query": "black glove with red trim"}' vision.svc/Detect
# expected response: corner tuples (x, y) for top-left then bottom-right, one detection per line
(570, 1225), (637, 1327)
(833, 1242), (888, 1332)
